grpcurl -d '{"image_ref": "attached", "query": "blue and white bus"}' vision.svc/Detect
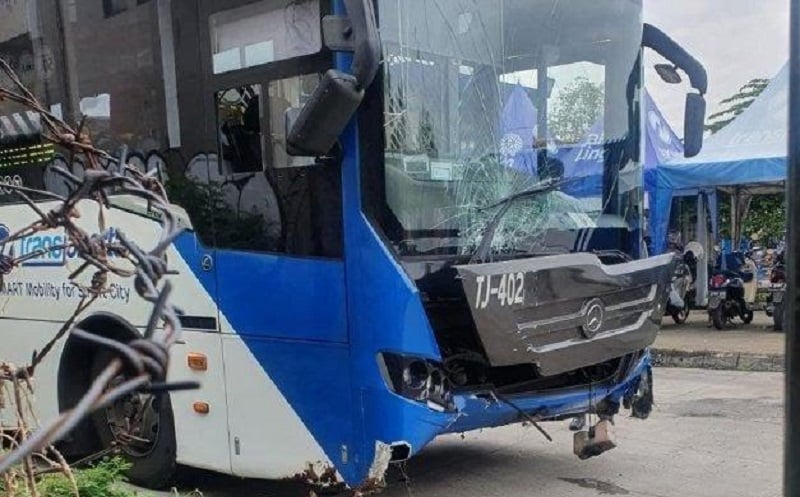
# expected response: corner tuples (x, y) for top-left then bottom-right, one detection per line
(0, 0), (706, 490)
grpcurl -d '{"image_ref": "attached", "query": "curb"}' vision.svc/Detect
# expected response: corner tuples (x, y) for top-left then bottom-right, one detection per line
(651, 348), (785, 373)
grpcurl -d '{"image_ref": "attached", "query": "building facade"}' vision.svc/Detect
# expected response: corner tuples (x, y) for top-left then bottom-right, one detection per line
(0, 0), (340, 258)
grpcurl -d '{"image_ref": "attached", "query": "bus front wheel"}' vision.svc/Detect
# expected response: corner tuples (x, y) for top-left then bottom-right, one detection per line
(90, 349), (177, 489)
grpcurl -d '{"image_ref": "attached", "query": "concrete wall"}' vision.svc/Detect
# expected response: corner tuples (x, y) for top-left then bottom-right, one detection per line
(0, 0), (30, 44)
(0, 0), (167, 151)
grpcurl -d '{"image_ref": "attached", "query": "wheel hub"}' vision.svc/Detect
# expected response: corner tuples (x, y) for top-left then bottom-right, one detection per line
(104, 376), (160, 458)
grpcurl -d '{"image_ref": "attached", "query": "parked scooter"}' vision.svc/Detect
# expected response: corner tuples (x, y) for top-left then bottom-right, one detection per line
(765, 252), (786, 331)
(708, 252), (756, 330)
(666, 251), (695, 324)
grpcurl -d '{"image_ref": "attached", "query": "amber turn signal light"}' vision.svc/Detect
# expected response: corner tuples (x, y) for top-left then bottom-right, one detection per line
(193, 402), (210, 415)
(187, 353), (207, 371)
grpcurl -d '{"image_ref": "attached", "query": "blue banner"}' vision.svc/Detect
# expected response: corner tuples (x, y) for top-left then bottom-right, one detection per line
(499, 84), (538, 176)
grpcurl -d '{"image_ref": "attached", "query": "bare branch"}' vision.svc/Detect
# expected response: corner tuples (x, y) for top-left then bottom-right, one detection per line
(0, 56), (195, 489)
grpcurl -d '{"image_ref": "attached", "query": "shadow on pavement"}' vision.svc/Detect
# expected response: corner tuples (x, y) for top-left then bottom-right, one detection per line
(166, 466), (311, 497)
(149, 440), (559, 497)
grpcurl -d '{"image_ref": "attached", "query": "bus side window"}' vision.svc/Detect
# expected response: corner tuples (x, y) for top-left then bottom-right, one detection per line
(213, 75), (342, 259)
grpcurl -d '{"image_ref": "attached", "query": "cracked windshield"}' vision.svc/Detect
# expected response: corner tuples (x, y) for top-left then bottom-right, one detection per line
(379, 0), (643, 258)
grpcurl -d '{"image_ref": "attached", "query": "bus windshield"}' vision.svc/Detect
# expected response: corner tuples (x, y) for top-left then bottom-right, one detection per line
(377, 0), (644, 258)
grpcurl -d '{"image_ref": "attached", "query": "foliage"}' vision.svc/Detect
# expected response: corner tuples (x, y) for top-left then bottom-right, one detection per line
(705, 78), (770, 134)
(165, 174), (279, 252)
(385, 72), (437, 155)
(549, 77), (604, 144)
(718, 193), (785, 244)
(385, 73), (410, 151)
(3, 457), (206, 497)
(416, 107), (437, 156)
(8, 458), (136, 497)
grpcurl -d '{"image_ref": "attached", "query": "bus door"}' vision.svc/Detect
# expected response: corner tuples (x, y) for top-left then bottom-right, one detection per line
(166, 150), (233, 474)
(209, 73), (351, 476)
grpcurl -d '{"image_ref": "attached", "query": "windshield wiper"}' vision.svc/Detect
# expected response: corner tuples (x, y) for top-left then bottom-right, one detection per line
(469, 178), (574, 264)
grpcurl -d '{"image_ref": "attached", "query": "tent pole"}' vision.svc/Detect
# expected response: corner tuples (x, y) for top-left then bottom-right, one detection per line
(710, 189), (719, 248)
(696, 192), (708, 306)
(785, 0), (800, 493)
(731, 187), (740, 252)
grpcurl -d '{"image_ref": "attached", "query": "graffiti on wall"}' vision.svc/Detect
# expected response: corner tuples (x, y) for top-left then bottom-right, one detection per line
(31, 148), (281, 249)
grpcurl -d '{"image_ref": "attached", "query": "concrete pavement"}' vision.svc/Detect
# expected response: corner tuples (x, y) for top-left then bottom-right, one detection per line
(654, 313), (785, 372)
(129, 368), (783, 497)
(656, 313), (783, 355)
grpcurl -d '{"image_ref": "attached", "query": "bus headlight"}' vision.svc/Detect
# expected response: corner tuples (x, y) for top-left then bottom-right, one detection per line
(378, 353), (454, 411)
(402, 360), (429, 390)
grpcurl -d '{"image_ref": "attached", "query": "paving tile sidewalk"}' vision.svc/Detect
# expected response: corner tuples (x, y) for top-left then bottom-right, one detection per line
(652, 312), (785, 372)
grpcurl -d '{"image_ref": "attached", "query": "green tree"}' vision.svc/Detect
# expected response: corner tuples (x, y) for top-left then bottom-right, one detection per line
(705, 78), (770, 134)
(32, 458), (136, 497)
(165, 175), (279, 252)
(385, 73), (410, 151)
(416, 107), (437, 156)
(549, 77), (604, 144)
(718, 193), (785, 243)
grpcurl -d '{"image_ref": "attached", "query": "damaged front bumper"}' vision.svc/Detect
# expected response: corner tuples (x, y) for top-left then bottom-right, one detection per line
(356, 351), (653, 490)
(367, 350), (652, 459)
(444, 351), (653, 434)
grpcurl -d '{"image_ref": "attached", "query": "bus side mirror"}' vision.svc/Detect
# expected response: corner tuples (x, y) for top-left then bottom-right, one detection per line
(684, 93), (706, 158)
(286, 70), (363, 157)
(643, 24), (708, 94)
(341, 0), (381, 87)
(287, 0), (381, 157)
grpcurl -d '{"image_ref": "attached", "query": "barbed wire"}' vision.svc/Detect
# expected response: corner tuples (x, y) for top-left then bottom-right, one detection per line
(0, 56), (196, 484)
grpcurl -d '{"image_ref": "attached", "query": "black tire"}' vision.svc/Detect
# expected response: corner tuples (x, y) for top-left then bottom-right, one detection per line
(774, 302), (785, 332)
(742, 309), (754, 324)
(671, 301), (690, 324)
(711, 307), (725, 330)
(90, 350), (177, 489)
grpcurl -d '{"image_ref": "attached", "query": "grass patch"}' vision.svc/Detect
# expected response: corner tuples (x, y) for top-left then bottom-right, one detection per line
(0, 457), (172, 497)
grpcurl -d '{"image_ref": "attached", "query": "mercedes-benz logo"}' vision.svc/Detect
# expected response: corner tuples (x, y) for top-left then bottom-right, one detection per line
(581, 298), (605, 339)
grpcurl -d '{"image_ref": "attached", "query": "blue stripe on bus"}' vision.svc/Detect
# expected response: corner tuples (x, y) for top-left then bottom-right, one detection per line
(174, 232), (447, 484)
(213, 249), (348, 343)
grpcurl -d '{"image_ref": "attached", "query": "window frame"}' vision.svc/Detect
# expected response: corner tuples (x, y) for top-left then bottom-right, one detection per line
(208, 0), (323, 76)
(102, 0), (129, 18)
(206, 35), (341, 258)
(202, 0), (330, 84)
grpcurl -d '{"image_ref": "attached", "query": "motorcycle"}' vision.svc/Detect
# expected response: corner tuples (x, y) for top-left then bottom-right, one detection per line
(708, 252), (756, 330)
(666, 251), (695, 324)
(765, 253), (786, 331)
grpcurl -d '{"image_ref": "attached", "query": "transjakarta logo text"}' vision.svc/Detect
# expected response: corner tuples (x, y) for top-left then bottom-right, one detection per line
(14, 228), (120, 267)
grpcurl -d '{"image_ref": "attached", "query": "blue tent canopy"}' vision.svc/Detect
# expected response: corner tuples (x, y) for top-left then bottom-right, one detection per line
(651, 64), (788, 254)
